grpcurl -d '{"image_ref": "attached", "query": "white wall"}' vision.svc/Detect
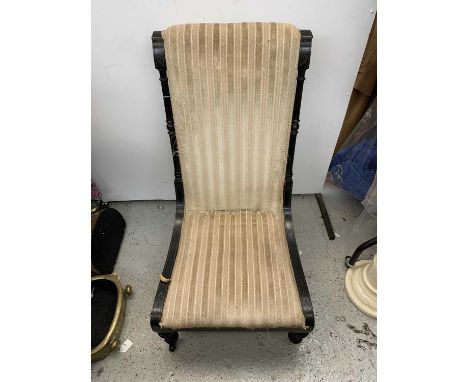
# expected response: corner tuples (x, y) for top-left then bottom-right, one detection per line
(92, 0), (376, 201)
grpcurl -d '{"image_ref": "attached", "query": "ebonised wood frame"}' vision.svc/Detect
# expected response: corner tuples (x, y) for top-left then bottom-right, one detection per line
(150, 29), (314, 351)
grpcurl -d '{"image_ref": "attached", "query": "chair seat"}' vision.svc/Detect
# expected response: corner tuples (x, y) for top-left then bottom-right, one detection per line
(161, 210), (305, 329)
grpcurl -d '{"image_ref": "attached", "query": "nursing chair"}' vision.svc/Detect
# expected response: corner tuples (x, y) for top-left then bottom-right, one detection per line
(150, 22), (314, 351)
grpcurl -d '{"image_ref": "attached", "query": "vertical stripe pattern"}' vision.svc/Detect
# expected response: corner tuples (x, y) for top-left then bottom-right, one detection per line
(160, 23), (305, 329)
(161, 211), (305, 329)
(163, 23), (300, 212)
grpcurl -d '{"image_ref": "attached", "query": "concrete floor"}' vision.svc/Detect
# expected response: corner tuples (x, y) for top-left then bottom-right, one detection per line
(91, 184), (377, 382)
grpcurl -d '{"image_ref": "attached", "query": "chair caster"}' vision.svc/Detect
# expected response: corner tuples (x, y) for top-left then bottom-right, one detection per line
(288, 332), (308, 344)
(158, 331), (179, 352)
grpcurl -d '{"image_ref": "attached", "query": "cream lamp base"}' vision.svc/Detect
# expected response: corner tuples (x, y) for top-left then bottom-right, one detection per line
(345, 255), (377, 319)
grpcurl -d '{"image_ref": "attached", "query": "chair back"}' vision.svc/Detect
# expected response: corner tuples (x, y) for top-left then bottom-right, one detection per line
(163, 23), (301, 212)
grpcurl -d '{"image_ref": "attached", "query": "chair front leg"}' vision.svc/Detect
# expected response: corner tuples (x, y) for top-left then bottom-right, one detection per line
(158, 330), (179, 352)
(288, 332), (309, 344)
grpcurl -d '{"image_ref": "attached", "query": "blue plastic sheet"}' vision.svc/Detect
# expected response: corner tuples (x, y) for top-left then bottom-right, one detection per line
(329, 138), (376, 200)
(329, 98), (377, 201)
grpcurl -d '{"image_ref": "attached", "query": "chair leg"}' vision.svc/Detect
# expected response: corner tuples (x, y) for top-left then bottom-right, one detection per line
(158, 331), (179, 352)
(288, 332), (309, 344)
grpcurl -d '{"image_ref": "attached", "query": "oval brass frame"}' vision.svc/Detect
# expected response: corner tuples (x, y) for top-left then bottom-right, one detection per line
(91, 273), (131, 362)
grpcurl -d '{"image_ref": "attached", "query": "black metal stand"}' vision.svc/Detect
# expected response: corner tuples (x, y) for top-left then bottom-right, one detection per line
(314, 193), (335, 240)
(345, 237), (377, 268)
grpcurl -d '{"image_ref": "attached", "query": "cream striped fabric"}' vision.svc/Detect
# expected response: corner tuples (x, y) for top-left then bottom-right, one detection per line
(161, 211), (304, 329)
(163, 22), (300, 212)
(160, 23), (305, 329)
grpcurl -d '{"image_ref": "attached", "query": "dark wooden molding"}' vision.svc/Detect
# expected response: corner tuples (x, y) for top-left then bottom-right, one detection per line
(283, 30), (315, 330)
(151, 31), (166, 70)
(298, 30), (312, 70)
(150, 31), (184, 330)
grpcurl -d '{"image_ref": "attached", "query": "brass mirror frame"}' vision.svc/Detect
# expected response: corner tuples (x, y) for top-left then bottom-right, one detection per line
(91, 274), (132, 362)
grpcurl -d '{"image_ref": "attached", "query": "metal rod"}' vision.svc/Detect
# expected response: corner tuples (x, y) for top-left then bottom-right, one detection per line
(345, 237), (377, 267)
(315, 193), (335, 240)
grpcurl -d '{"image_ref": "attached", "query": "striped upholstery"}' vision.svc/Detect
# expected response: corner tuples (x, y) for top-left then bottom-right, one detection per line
(161, 211), (304, 329)
(160, 23), (305, 329)
(163, 22), (300, 212)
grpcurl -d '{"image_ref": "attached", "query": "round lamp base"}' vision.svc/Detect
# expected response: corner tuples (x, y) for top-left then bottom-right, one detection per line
(345, 257), (377, 319)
